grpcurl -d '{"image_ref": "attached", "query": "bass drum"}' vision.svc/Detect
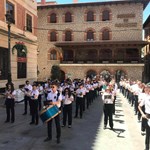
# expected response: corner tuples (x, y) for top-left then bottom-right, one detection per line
(40, 105), (61, 123)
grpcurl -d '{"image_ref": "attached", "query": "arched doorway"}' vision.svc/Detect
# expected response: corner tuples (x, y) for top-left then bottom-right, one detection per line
(100, 70), (111, 82)
(115, 70), (126, 83)
(86, 70), (97, 79)
(60, 70), (65, 82)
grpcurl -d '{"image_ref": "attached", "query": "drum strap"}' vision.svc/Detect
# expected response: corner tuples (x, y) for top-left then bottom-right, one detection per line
(56, 91), (60, 101)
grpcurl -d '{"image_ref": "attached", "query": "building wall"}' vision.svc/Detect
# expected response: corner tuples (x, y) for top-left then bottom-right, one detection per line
(60, 64), (144, 81)
(0, 0), (38, 89)
(37, 2), (144, 81)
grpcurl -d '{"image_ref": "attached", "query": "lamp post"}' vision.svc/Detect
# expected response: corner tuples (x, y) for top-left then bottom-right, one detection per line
(5, 13), (14, 87)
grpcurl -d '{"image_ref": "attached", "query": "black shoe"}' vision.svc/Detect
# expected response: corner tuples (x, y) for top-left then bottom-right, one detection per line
(11, 120), (14, 123)
(35, 122), (38, 125)
(29, 122), (34, 125)
(44, 137), (52, 142)
(110, 127), (114, 130)
(22, 113), (27, 115)
(61, 125), (65, 127)
(74, 116), (77, 118)
(5, 120), (9, 123)
(68, 125), (72, 128)
(57, 138), (60, 144)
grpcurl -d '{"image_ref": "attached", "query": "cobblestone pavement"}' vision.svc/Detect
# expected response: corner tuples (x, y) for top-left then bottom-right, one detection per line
(0, 93), (145, 150)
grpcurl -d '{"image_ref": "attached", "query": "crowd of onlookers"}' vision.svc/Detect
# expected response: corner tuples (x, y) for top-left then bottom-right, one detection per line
(119, 79), (150, 150)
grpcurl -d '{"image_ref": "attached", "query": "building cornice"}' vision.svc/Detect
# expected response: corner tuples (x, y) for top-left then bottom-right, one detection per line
(37, 0), (149, 10)
(55, 40), (149, 48)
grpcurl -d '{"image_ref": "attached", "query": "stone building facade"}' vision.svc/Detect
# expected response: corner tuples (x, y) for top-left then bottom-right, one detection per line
(0, 0), (38, 89)
(37, 0), (149, 81)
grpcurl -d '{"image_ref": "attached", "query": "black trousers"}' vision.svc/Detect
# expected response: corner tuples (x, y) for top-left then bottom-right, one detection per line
(86, 92), (90, 109)
(24, 95), (31, 114)
(63, 104), (72, 126)
(5, 98), (15, 122)
(145, 120), (150, 150)
(134, 95), (138, 115)
(30, 100), (39, 124)
(38, 94), (42, 111)
(113, 96), (116, 114)
(75, 97), (83, 118)
(103, 104), (113, 128)
(47, 114), (61, 139)
(83, 95), (86, 111)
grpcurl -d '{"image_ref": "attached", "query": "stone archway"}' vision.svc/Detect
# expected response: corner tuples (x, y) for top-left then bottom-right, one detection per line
(100, 70), (111, 82)
(86, 69), (97, 79)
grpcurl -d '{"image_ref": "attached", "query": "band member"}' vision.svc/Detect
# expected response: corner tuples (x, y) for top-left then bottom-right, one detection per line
(138, 84), (147, 135)
(30, 84), (39, 125)
(74, 83), (85, 119)
(44, 82), (62, 144)
(138, 86), (150, 150)
(44, 79), (51, 99)
(102, 87), (114, 130)
(62, 88), (74, 128)
(22, 80), (32, 115)
(5, 84), (16, 123)
(37, 83), (43, 111)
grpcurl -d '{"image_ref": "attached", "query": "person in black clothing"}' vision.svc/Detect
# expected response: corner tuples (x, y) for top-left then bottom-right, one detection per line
(22, 80), (32, 115)
(5, 84), (16, 123)
(30, 84), (39, 125)
(44, 82), (62, 144)
(62, 88), (74, 128)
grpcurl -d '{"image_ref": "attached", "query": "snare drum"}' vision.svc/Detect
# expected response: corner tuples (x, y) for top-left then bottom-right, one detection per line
(40, 105), (61, 123)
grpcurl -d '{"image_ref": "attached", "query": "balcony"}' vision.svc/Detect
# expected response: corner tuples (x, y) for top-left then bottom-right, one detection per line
(60, 58), (143, 64)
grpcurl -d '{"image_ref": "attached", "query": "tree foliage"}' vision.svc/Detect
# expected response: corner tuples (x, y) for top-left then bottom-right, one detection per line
(51, 65), (61, 81)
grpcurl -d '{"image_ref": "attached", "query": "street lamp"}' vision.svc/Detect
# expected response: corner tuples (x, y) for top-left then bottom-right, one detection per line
(5, 13), (14, 87)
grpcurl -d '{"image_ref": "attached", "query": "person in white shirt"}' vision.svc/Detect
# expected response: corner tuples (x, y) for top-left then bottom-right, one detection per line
(22, 80), (32, 115)
(74, 83), (85, 119)
(37, 83), (43, 111)
(102, 87), (114, 130)
(5, 84), (16, 123)
(62, 88), (74, 128)
(138, 84), (147, 135)
(30, 84), (39, 125)
(138, 86), (150, 150)
(44, 82), (62, 144)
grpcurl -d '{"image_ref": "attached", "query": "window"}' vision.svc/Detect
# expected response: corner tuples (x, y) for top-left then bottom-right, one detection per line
(48, 50), (57, 60)
(65, 12), (72, 22)
(87, 11), (94, 21)
(6, 1), (15, 23)
(87, 30), (94, 41)
(102, 29), (110, 40)
(17, 49), (27, 79)
(0, 47), (8, 80)
(50, 13), (57, 23)
(102, 10), (110, 21)
(26, 14), (32, 32)
(65, 31), (72, 41)
(50, 31), (57, 41)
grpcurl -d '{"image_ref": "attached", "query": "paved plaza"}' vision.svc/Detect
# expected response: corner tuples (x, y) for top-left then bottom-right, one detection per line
(0, 93), (145, 150)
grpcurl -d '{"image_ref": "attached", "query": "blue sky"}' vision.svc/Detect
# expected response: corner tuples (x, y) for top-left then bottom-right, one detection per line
(37, 0), (150, 23)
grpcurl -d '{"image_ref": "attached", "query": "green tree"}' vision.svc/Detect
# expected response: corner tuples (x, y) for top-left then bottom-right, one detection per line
(51, 65), (61, 81)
